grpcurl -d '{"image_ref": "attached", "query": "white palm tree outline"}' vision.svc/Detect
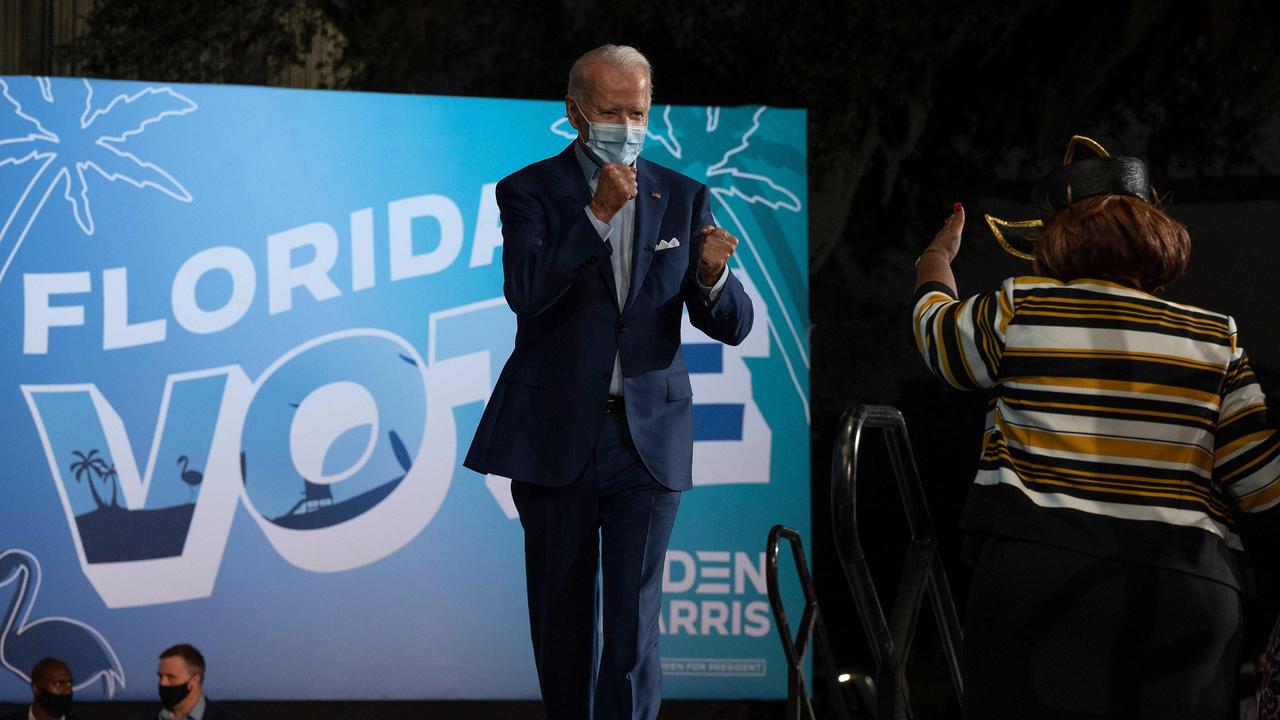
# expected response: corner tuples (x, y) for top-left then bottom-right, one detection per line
(552, 105), (809, 416)
(0, 77), (197, 285)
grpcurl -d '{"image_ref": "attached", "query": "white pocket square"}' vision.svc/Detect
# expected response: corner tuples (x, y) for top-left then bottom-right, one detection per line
(655, 237), (681, 251)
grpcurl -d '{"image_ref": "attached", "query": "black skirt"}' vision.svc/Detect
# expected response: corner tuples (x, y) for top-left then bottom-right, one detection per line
(962, 535), (1242, 719)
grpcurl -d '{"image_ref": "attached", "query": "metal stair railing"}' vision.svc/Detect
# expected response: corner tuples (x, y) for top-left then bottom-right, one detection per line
(766, 524), (855, 720)
(831, 404), (964, 719)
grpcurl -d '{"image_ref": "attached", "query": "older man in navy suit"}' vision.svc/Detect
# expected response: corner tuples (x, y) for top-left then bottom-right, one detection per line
(465, 44), (753, 720)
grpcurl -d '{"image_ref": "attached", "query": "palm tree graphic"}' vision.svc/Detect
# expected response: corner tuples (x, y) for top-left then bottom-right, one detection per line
(0, 76), (197, 285)
(69, 449), (112, 511)
(99, 461), (121, 508)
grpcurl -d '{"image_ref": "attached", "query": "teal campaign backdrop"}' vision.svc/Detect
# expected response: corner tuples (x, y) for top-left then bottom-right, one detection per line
(0, 77), (809, 701)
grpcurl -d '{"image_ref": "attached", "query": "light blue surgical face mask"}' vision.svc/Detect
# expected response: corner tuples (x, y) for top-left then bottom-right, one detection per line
(572, 100), (647, 166)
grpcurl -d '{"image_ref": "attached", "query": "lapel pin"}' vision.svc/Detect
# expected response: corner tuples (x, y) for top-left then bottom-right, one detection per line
(651, 192), (662, 199)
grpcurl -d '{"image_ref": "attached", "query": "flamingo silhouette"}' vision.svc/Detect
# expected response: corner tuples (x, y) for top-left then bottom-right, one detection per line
(176, 455), (203, 502)
(0, 549), (125, 697)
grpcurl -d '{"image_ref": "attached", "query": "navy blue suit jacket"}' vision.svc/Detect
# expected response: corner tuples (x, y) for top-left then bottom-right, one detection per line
(464, 143), (753, 490)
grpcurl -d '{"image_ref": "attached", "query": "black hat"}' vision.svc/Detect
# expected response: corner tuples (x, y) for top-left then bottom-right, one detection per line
(984, 135), (1153, 259)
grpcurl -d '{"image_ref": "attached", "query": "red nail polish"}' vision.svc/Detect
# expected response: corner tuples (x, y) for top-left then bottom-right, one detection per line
(953, 202), (963, 213)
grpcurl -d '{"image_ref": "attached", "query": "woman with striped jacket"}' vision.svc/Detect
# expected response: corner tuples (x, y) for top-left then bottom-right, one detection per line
(913, 141), (1280, 718)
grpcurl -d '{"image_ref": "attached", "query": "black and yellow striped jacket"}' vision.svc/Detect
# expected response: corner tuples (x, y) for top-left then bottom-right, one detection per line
(913, 276), (1280, 588)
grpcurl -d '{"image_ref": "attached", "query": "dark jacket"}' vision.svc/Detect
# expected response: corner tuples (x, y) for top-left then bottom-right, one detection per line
(464, 143), (753, 490)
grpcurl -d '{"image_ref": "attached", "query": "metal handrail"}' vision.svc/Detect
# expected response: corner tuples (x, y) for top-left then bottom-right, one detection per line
(766, 524), (854, 720)
(831, 404), (964, 719)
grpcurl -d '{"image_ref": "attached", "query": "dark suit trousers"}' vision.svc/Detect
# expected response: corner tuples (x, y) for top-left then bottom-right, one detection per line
(511, 408), (681, 720)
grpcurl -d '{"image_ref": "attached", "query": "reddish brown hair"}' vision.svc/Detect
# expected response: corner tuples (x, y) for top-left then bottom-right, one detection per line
(1033, 194), (1190, 292)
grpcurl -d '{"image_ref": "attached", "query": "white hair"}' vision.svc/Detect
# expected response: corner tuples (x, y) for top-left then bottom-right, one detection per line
(566, 44), (653, 101)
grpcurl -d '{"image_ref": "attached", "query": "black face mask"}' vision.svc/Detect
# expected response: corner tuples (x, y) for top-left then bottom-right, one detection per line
(159, 682), (191, 710)
(36, 690), (73, 717)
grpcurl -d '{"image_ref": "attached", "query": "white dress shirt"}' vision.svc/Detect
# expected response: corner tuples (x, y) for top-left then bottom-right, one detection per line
(573, 143), (727, 396)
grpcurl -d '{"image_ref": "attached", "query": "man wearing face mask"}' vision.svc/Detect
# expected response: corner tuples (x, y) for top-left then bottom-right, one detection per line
(465, 44), (753, 720)
(154, 644), (239, 720)
(2, 657), (79, 720)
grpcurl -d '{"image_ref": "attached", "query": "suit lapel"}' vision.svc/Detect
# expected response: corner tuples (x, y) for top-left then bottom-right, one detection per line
(550, 143), (593, 205)
(625, 159), (667, 314)
(550, 143), (618, 307)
